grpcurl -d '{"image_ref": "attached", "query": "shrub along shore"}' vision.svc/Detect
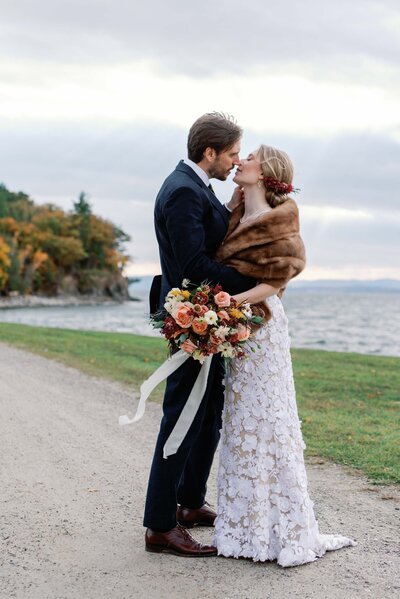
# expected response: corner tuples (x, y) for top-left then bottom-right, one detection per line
(0, 322), (398, 485)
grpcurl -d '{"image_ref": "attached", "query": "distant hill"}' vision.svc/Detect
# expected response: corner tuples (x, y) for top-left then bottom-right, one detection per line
(289, 279), (400, 292)
(129, 276), (400, 294)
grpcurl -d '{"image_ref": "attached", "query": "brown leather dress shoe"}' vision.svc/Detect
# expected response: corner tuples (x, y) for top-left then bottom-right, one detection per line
(176, 501), (217, 529)
(145, 524), (217, 557)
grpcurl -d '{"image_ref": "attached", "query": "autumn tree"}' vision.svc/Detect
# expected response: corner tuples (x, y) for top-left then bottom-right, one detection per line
(0, 235), (11, 291)
(0, 185), (131, 297)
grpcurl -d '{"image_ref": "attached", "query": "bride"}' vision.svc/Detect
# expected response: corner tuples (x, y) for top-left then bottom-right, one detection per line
(213, 144), (357, 567)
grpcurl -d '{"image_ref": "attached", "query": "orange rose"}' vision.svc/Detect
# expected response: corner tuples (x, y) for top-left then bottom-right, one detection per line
(217, 310), (230, 321)
(174, 305), (194, 328)
(214, 291), (231, 308)
(192, 318), (208, 335)
(237, 323), (251, 341)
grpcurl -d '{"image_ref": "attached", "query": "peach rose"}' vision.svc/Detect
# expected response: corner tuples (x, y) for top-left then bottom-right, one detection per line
(214, 291), (231, 308)
(237, 323), (251, 341)
(174, 305), (194, 328)
(191, 318), (208, 335)
(217, 310), (230, 321)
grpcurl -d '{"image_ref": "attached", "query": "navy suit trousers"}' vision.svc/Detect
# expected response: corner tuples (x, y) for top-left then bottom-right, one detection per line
(143, 354), (225, 531)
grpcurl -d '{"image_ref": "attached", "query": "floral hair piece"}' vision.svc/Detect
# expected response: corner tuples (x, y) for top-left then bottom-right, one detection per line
(263, 177), (300, 195)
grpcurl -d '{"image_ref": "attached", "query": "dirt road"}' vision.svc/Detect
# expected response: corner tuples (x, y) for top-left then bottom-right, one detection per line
(1, 343), (399, 599)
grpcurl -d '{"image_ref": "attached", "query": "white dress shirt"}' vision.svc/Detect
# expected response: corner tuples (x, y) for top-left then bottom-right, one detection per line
(183, 158), (210, 187)
(182, 158), (232, 212)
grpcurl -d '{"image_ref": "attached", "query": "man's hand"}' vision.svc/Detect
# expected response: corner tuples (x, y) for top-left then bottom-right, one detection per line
(181, 339), (197, 354)
(226, 186), (244, 212)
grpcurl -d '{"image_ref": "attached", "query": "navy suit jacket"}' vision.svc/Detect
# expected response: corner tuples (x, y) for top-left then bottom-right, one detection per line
(151, 161), (255, 311)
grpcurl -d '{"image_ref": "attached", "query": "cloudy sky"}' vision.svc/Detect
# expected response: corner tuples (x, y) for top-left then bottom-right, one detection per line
(1, 0), (399, 279)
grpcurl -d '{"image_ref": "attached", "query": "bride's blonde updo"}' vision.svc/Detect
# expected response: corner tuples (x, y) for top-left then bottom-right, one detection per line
(257, 144), (294, 208)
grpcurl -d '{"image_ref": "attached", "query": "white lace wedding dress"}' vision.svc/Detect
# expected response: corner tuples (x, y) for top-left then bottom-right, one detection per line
(213, 294), (357, 567)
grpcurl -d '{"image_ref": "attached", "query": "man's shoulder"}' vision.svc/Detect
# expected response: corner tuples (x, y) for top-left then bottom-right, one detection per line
(157, 164), (206, 203)
(163, 163), (200, 188)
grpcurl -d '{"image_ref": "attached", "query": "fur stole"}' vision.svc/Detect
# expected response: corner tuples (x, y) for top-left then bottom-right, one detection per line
(216, 199), (306, 318)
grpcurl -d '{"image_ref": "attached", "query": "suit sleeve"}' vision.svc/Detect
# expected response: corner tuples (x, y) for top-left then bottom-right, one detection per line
(163, 187), (256, 294)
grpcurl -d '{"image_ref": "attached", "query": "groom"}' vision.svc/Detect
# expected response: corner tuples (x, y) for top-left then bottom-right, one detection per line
(144, 112), (255, 557)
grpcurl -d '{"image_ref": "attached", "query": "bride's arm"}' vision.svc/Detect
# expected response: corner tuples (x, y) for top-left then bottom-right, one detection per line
(232, 283), (280, 305)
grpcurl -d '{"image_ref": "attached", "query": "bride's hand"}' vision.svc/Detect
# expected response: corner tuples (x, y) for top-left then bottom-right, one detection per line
(231, 292), (249, 304)
(233, 283), (280, 305)
(226, 186), (244, 211)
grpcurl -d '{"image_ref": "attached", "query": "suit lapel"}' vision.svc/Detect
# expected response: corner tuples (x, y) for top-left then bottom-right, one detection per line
(206, 185), (229, 226)
(175, 161), (229, 226)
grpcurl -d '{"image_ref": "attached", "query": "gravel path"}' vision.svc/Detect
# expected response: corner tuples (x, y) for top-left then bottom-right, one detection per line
(1, 343), (399, 599)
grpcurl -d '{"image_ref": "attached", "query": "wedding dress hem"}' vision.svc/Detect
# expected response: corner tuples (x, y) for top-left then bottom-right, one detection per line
(213, 295), (357, 568)
(215, 534), (357, 568)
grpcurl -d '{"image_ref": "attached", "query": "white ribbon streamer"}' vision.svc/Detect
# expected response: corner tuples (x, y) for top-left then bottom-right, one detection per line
(119, 350), (189, 425)
(163, 354), (212, 459)
(119, 350), (213, 459)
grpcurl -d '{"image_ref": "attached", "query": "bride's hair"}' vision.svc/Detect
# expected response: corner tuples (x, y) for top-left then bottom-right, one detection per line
(257, 145), (294, 208)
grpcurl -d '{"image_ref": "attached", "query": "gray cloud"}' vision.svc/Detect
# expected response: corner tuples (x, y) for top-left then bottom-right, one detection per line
(188, 129), (400, 212)
(1, 119), (399, 274)
(1, 1), (399, 277)
(300, 132), (400, 210)
(1, 0), (400, 86)
(1, 121), (399, 212)
(301, 216), (400, 270)
(0, 120), (186, 200)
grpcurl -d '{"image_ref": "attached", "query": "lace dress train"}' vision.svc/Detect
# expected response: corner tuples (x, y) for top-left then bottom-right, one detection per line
(213, 295), (357, 567)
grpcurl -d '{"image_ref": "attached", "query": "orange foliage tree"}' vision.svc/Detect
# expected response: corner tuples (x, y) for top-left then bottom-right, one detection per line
(0, 235), (11, 290)
(0, 185), (131, 297)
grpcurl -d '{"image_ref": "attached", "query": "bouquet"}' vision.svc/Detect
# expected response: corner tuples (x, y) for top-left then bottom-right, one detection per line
(119, 281), (265, 456)
(151, 280), (264, 363)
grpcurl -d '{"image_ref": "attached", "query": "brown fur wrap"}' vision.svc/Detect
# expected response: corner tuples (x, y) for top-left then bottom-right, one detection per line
(216, 198), (306, 319)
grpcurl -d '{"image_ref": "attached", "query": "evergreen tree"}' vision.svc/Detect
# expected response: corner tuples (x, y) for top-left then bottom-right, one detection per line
(73, 191), (92, 216)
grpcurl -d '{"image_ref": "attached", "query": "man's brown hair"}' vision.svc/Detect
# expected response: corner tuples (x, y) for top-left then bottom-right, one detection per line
(187, 112), (242, 163)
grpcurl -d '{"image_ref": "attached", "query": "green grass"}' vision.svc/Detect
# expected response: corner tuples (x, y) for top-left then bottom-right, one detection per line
(291, 348), (399, 484)
(1, 323), (399, 484)
(0, 322), (168, 402)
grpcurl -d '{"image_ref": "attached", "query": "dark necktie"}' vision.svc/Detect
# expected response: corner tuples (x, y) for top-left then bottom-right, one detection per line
(208, 183), (215, 195)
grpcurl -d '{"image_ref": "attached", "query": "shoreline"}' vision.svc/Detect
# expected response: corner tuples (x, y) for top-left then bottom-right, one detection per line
(0, 294), (140, 310)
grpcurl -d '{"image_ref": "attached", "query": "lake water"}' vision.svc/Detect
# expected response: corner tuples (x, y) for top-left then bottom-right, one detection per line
(0, 280), (399, 357)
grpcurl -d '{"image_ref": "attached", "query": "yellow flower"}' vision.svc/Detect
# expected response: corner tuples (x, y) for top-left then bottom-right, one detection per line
(181, 290), (191, 299)
(229, 308), (245, 320)
(167, 288), (185, 300)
